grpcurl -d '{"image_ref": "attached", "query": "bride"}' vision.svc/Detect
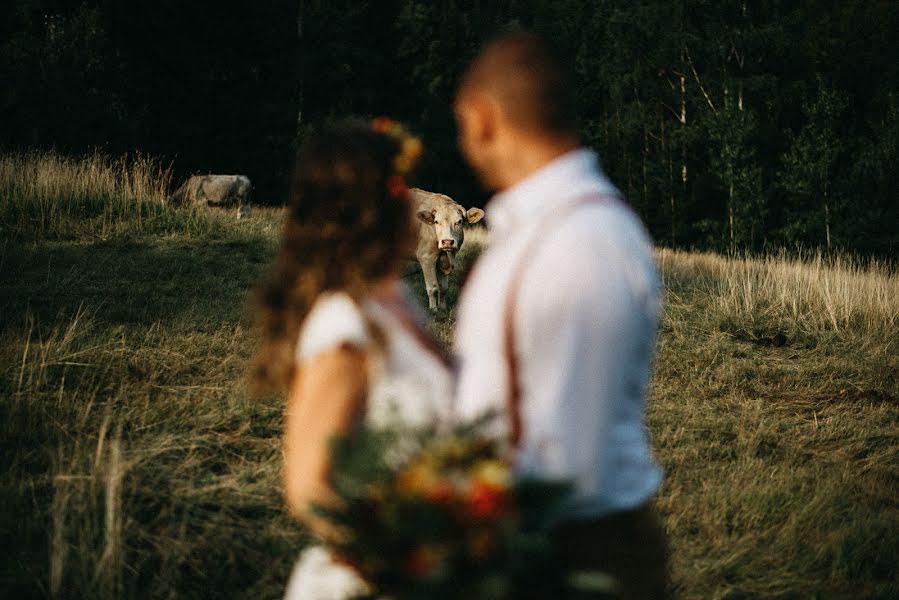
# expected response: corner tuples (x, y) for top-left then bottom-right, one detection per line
(252, 120), (455, 599)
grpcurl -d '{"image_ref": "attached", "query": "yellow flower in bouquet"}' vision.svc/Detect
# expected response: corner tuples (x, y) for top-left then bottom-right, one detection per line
(317, 413), (577, 599)
(472, 459), (512, 489)
(396, 458), (456, 505)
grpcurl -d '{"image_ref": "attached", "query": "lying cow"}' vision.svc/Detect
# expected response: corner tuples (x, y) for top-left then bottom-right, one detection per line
(410, 188), (485, 311)
(170, 175), (252, 209)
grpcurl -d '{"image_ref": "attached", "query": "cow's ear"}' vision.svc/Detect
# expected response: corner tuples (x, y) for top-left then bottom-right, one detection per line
(466, 207), (485, 224)
(417, 210), (436, 224)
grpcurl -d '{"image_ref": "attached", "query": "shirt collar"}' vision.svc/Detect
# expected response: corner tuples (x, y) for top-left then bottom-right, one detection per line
(485, 148), (620, 237)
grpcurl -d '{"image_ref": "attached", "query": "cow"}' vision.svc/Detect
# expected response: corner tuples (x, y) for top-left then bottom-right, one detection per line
(169, 175), (252, 210)
(236, 204), (253, 220)
(409, 188), (485, 311)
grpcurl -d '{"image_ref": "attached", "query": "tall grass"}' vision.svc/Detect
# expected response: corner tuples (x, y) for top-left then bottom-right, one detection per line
(3, 308), (299, 599)
(658, 248), (899, 350)
(0, 151), (171, 239)
(652, 248), (898, 599)
(2, 152), (897, 598)
(0, 151), (270, 242)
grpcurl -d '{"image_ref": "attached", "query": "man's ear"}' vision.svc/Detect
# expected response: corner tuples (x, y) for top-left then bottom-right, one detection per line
(457, 91), (498, 144)
(466, 208), (485, 224)
(417, 210), (435, 224)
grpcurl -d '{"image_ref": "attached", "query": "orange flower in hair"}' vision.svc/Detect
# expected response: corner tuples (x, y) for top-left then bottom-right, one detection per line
(372, 116), (423, 176)
(371, 116), (395, 133)
(386, 174), (408, 200)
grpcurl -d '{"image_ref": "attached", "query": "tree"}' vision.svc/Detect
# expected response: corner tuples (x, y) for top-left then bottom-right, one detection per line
(779, 77), (847, 249)
(708, 104), (764, 252)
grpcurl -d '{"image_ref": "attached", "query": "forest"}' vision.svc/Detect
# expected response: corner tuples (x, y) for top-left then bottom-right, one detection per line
(2, 0), (897, 256)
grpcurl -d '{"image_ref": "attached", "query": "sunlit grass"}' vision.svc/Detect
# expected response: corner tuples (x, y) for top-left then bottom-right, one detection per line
(0, 151), (277, 242)
(1, 152), (896, 598)
(652, 248), (898, 599)
(658, 248), (899, 347)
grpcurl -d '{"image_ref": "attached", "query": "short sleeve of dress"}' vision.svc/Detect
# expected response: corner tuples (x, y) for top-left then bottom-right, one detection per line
(296, 292), (370, 363)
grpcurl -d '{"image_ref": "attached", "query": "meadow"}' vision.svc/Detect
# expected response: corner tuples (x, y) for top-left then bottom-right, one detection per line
(1, 152), (897, 599)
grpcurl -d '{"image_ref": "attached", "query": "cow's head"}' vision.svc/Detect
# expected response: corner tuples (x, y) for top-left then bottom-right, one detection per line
(417, 203), (485, 257)
(236, 204), (252, 220)
(168, 180), (188, 205)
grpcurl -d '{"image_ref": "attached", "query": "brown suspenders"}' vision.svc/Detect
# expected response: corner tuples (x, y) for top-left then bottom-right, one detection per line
(502, 194), (616, 447)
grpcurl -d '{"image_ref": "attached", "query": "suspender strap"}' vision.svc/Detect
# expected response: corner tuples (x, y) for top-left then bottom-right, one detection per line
(502, 194), (616, 447)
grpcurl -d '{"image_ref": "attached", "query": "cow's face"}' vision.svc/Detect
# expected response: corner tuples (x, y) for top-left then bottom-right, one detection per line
(417, 204), (485, 254)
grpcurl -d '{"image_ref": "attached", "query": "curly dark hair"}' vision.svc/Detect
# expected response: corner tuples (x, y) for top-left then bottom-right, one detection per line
(251, 120), (416, 393)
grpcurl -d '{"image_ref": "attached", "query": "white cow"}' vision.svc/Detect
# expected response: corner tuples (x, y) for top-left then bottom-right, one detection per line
(236, 204), (253, 220)
(410, 188), (485, 311)
(170, 175), (252, 209)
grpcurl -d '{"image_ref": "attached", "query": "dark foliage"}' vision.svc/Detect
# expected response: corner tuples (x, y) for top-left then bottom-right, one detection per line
(2, 0), (897, 256)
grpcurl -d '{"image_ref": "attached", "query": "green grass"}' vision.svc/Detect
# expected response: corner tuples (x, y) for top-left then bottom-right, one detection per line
(1, 152), (897, 598)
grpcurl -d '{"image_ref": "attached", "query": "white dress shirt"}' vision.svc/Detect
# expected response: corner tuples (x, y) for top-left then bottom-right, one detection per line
(454, 148), (663, 520)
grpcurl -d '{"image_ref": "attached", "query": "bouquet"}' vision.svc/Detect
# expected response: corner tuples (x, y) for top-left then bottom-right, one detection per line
(315, 413), (612, 599)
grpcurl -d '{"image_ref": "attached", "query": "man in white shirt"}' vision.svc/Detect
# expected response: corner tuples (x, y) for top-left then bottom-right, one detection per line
(453, 32), (668, 598)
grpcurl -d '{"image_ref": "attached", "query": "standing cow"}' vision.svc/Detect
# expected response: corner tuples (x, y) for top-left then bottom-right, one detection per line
(169, 175), (252, 210)
(410, 188), (485, 311)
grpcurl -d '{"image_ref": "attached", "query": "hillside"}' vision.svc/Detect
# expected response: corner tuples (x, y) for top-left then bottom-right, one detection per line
(1, 153), (897, 598)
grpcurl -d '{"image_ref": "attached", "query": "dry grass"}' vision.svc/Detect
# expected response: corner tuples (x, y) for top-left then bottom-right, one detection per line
(658, 248), (899, 347)
(0, 151), (170, 239)
(2, 303), (297, 598)
(462, 224), (491, 249)
(1, 153), (897, 598)
(652, 248), (898, 599)
(0, 151), (272, 242)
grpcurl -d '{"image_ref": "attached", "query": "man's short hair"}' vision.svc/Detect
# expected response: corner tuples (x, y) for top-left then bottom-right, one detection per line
(458, 32), (578, 137)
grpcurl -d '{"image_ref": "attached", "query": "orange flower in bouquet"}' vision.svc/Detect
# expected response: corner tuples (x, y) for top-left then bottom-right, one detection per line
(314, 412), (579, 599)
(465, 480), (512, 521)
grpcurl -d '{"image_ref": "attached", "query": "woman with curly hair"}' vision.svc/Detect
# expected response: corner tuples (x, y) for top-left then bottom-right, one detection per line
(252, 120), (454, 599)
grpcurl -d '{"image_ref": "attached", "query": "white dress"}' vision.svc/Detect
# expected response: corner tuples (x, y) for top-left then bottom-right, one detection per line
(284, 286), (455, 600)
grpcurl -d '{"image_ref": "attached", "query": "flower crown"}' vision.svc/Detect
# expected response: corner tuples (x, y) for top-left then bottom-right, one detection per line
(372, 117), (423, 199)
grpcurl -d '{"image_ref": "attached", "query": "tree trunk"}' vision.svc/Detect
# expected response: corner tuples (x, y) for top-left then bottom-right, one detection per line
(642, 124), (648, 210)
(729, 182), (735, 253)
(662, 111), (676, 245)
(679, 69), (687, 196)
(295, 0), (305, 136)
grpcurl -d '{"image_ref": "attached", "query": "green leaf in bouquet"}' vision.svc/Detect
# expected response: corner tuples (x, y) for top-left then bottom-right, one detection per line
(567, 570), (619, 596)
(312, 408), (598, 599)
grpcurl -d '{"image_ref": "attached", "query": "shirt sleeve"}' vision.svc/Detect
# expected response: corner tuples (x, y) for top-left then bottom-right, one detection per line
(296, 292), (370, 363)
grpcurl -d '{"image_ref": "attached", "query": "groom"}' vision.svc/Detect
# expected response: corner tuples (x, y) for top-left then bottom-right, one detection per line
(452, 32), (668, 598)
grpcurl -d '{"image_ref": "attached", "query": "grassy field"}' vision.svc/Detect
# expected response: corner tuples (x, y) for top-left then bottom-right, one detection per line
(1, 152), (897, 599)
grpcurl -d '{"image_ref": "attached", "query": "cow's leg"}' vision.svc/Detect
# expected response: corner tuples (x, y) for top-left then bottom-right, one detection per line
(437, 269), (450, 310)
(418, 254), (440, 311)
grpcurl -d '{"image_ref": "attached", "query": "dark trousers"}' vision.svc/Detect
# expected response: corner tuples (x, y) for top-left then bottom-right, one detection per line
(551, 503), (670, 599)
